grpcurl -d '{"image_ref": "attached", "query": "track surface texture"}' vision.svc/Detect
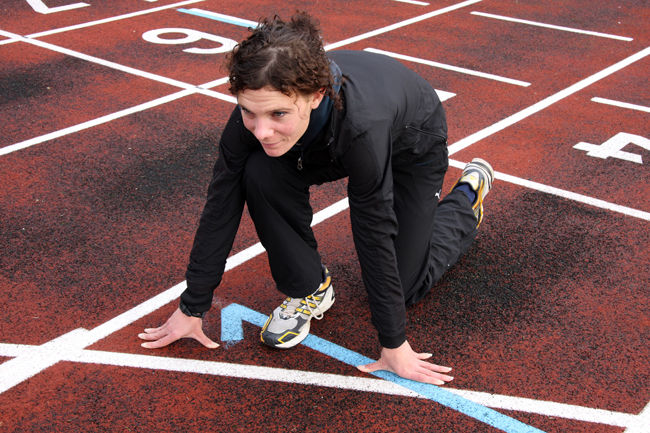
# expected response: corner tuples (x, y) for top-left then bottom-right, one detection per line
(1, 1), (648, 432)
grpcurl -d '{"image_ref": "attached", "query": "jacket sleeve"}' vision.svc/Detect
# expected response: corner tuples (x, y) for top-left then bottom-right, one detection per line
(180, 108), (252, 314)
(340, 126), (407, 349)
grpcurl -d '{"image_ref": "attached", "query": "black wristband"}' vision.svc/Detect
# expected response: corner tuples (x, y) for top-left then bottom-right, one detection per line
(179, 300), (205, 318)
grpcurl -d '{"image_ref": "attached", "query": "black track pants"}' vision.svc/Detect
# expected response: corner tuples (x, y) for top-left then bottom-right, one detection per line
(243, 149), (478, 304)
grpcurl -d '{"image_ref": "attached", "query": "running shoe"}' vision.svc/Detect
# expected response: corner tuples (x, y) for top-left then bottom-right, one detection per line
(452, 158), (494, 227)
(260, 266), (335, 349)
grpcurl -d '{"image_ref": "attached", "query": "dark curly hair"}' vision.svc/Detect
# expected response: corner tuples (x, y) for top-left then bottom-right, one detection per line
(225, 12), (342, 109)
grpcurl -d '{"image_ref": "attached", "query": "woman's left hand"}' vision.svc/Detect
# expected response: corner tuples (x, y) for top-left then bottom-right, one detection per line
(357, 340), (453, 385)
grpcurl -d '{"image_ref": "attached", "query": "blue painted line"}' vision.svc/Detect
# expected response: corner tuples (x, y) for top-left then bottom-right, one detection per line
(221, 303), (267, 341)
(178, 8), (256, 27)
(221, 303), (546, 433)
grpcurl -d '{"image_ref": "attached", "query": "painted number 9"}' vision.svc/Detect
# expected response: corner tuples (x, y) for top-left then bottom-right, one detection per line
(142, 28), (237, 54)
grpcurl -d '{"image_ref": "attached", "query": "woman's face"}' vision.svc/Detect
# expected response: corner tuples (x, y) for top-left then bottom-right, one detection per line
(237, 86), (324, 157)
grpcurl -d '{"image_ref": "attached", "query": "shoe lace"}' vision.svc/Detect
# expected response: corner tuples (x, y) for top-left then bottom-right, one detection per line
(279, 291), (325, 320)
(303, 292), (325, 320)
(279, 297), (303, 319)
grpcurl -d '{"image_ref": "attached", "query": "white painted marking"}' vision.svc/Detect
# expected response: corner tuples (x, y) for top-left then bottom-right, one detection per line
(0, 29), (226, 97)
(0, 37), (18, 46)
(324, 0), (482, 50)
(364, 47), (531, 87)
(624, 401), (650, 433)
(449, 159), (650, 221)
(0, 329), (91, 393)
(574, 132), (649, 164)
(0, 90), (193, 156)
(436, 89), (456, 101)
(27, 0), (205, 39)
(592, 97), (650, 113)
(0, 76), (235, 156)
(142, 27), (237, 55)
(0, 343), (641, 428)
(471, 11), (633, 42)
(447, 46), (650, 156)
(393, 0), (430, 6)
(449, 388), (639, 428)
(0, 198), (349, 394)
(25, 0), (89, 14)
(198, 76), (230, 89)
(2, 0), (465, 155)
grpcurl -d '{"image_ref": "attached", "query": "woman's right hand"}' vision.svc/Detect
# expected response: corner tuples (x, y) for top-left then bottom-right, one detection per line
(138, 307), (220, 349)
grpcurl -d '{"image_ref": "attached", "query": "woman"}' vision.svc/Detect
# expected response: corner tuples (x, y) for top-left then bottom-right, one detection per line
(138, 12), (493, 386)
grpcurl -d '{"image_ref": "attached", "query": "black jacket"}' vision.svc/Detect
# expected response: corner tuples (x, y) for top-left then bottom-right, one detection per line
(181, 50), (447, 348)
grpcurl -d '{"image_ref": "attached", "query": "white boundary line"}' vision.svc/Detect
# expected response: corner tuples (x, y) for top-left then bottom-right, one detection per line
(449, 159), (650, 220)
(447, 46), (650, 156)
(30, 0), (205, 38)
(0, 0), (205, 45)
(0, 198), (349, 394)
(324, 0), (482, 50)
(623, 401), (650, 432)
(591, 97), (650, 113)
(0, 342), (641, 429)
(364, 47), (531, 86)
(0, 29), (233, 101)
(471, 11), (633, 41)
(0, 0), (472, 156)
(0, 90), (193, 156)
(393, 0), (430, 6)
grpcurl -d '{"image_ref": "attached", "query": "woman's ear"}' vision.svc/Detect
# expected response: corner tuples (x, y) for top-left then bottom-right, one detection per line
(310, 89), (326, 109)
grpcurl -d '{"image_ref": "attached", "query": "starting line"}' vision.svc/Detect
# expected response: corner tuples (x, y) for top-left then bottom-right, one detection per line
(0, 322), (642, 430)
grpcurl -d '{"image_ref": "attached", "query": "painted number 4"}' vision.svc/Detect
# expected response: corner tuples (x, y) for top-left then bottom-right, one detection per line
(574, 132), (649, 164)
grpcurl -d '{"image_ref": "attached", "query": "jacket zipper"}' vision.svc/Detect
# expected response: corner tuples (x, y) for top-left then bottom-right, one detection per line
(404, 124), (447, 142)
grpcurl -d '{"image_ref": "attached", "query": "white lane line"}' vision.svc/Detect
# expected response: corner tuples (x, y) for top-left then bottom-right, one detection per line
(0, 329), (92, 394)
(591, 97), (650, 113)
(393, 0), (430, 6)
(0, 36), (19, 45)
(0, 29), (232, 99)
(364, 47), (531, 87)
(0, 343), (640, 428)
(0, 53), (236, 156)
(324, 0), (482, 50)
(447, 46), (650, 156)
(471, 11), (633, 42)
(0, 0), (205, 44)
(198, 76), (230, 89)
(0, 198), (350, 394)
(0, 74), (234, 156)
(30, 0), (205, 37)
(451, 387), (639, 428)
(0, 90), (193, 156)
(624, 401), (650, 433)
(449, 159), (650, 221)
(1, 0), (469, 156)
